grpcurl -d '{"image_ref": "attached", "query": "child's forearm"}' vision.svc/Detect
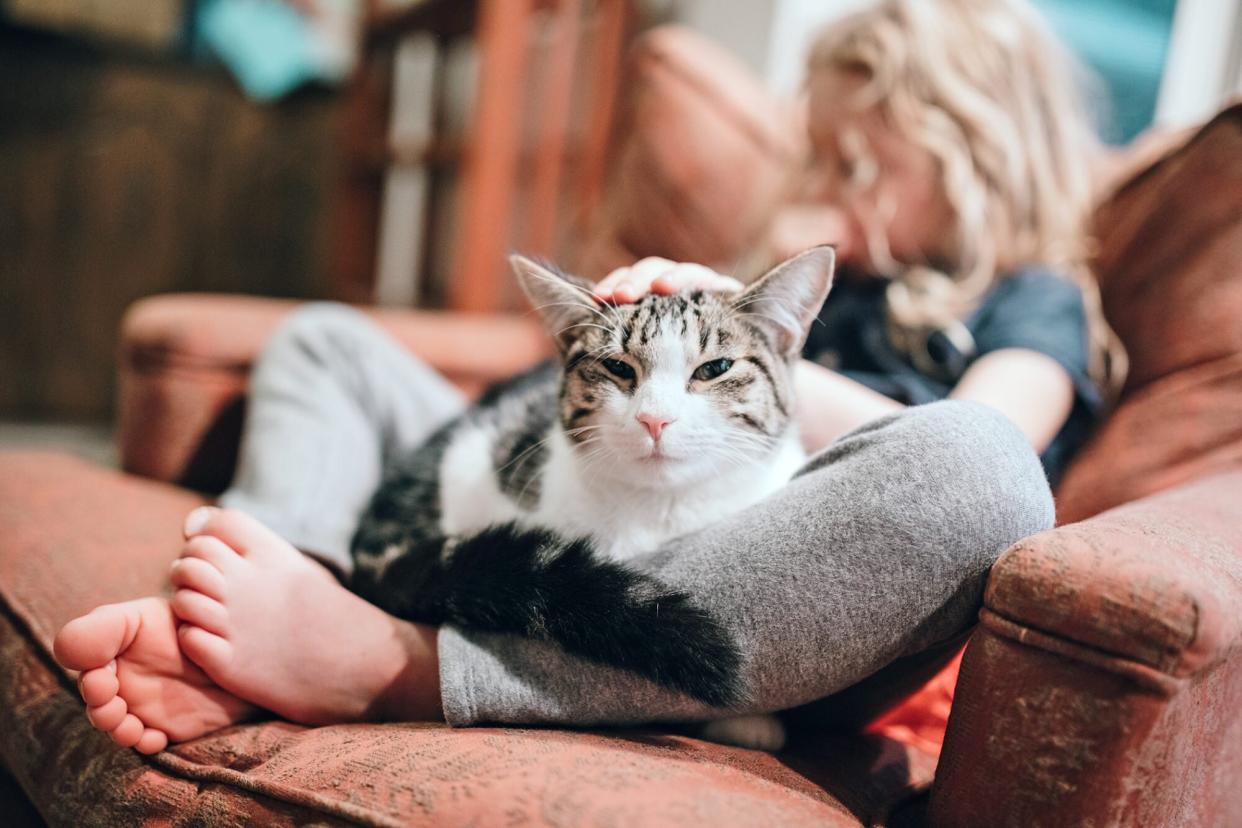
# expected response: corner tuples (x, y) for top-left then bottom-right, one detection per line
(947, 349), (1074, 454)
(794, 359), (903, 455)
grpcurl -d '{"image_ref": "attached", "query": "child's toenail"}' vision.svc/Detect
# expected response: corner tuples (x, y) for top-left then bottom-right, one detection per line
(184, 507), (213, 536)
(169, 560), (181, 572)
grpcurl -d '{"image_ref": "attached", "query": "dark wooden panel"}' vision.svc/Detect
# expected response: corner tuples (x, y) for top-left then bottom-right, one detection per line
(0, 27), (343, 420)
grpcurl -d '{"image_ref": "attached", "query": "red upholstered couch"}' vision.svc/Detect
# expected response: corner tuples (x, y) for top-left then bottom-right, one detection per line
(3, 28), (1242, 827)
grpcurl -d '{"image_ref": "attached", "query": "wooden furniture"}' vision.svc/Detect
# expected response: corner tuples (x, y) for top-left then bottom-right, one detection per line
(0, 23), (339, 421)
(335, 0), (635, 311)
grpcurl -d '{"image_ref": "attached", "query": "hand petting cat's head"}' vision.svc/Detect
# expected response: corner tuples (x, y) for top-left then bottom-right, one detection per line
(512, 248), (835, 489)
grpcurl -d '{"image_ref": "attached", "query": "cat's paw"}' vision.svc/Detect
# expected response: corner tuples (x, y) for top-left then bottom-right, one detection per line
(697, 714), (786, 751)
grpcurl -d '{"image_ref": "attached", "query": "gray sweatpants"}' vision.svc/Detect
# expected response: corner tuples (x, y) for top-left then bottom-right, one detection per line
(221, 304), (1054, 727)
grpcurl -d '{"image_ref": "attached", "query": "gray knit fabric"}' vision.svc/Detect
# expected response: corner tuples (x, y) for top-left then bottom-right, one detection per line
(222, 304), (1054, 726)
(220, 303), (467, 568)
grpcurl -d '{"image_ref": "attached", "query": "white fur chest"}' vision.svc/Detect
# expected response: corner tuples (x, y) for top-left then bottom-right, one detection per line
(530, 427), (805, 561)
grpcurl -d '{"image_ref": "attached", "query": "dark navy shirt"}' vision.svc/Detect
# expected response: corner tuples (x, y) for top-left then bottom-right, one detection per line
(801, 266), (1103, 484)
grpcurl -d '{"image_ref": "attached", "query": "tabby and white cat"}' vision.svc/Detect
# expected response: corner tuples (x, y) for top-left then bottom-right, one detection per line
(350, 246), (835, 750)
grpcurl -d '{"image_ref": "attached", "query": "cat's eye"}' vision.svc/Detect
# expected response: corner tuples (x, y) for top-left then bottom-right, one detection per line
(601, 358), (636, 381)
(693, 358), (733, 382)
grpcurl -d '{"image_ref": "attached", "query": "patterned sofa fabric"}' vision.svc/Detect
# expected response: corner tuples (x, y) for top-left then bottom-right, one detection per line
(0, 452), (936, 827)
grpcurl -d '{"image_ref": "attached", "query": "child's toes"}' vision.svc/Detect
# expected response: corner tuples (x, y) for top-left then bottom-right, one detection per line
(180, 535), (242, 575)
(170, 557), (228, 601)
(109, 713), (146, 748)
(134, 727), (169, 754)
(86, 696), (127, 732)
(177, 625), (233, 674)
(53, 603), (137, 672)
(78, 663), (119, 706)
(170, 589), (229, 636)
(185, 507), (291, 562)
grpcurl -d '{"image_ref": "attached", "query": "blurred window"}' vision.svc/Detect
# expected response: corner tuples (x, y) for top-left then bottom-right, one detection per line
(1032, 0), (1179, 143)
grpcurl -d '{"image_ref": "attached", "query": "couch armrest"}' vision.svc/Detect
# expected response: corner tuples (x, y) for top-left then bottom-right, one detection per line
(117, 294), (549, 493)
(928, 470), (1242, 827)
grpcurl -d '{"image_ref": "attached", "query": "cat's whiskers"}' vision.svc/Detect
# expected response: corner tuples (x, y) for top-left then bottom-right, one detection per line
(494, 433), (557, 478)
(530, 300), (620, 340)
(576, 444), (622, 498)
(526, 268), (627, 334)
(555, 321), (615, 340)
(582, 337), (623, 361)
(565, 424), (608, 439)
(728, 294), (769, 311)
(720, 426), (780, 448)
(732, 309), (793, 333)
(509, 428), (610, 507)
(706, 443), (756, 473)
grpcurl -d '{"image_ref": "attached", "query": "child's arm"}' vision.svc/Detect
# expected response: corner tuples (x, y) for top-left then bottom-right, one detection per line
(793, 360), (902, 453)
(793, 351), (1073, 456)
(947, 349), (1074, 453)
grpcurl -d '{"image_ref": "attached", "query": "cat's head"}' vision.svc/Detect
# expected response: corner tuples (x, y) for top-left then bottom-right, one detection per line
(512, 247), (835, 488)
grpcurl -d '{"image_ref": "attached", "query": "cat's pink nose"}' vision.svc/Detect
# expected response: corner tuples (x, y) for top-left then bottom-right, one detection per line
(637, 413), (674, 441)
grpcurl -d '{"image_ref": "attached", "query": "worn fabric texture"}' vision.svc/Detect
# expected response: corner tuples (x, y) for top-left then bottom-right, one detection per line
(1055, 103), (1242, 523)
(930, 469), (1242, 828)
(219, 302), (1053, 726)
(0, 452), (937, 827)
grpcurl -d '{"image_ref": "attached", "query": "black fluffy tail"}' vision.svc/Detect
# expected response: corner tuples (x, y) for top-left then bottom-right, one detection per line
(352, 523), (744, 708)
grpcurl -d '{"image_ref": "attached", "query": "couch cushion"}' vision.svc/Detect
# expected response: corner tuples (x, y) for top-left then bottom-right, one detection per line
(0, 452), (936, 826)
(1056, 104), (1242, 523)
(576, 25), (802, 278)
(118, 295), (549, 492)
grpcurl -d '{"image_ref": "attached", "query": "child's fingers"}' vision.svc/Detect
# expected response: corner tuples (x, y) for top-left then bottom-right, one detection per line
(594, 257), (678, 303)
(652, 264), (743, 295)
(595, 266), (631, 295)
(594, 259), (741, 304)
(627, 257), (678, 287)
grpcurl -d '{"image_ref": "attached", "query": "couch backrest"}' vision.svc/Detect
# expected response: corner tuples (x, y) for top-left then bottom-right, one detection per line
(574, 26), (802, 280)
(1055, 104), (1242, 522)
(578, 27), (1242, 525)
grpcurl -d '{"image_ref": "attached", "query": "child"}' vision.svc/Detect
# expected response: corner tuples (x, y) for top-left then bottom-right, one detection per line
(54, 0), (1101, 755)
(597, 0), (1113, 481)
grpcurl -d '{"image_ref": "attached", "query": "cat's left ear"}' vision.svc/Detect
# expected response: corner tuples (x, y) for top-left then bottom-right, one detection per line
(732, 246), (835, 357)
(510, 255), (601, 352)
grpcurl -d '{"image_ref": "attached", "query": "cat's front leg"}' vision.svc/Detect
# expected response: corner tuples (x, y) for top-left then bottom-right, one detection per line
(696, 714), (786, 751)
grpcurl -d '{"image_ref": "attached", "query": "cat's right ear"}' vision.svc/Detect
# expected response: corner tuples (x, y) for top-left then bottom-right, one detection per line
(510, 255), (601, 352)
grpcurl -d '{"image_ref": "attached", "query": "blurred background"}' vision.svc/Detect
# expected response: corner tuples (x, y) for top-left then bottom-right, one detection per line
(1, 0), (1238, 462)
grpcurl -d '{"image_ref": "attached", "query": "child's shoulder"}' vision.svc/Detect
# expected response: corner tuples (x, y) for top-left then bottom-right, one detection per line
(988, 264), (1078, 296)
(971, 264), (1093, 381)
(976, 265), (1087, 329)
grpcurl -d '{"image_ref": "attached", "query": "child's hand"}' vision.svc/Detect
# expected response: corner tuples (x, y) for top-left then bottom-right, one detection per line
(593, 257), (744, 305)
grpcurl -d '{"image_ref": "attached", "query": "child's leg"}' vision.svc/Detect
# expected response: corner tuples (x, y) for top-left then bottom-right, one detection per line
(435, 400), (1053, 725)
(60, 397), (1052, 748)
(160, 398), (1052, 730)
(52, 304), (467, 752)
(219, 303), (467, 572)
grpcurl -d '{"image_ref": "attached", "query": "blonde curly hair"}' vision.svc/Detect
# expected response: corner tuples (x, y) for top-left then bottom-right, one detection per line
(808, 0), (1122, 388)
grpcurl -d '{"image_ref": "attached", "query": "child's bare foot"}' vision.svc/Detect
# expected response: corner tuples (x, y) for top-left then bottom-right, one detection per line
(53, 598), (256, 754)
(169, 507), (442, 725)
